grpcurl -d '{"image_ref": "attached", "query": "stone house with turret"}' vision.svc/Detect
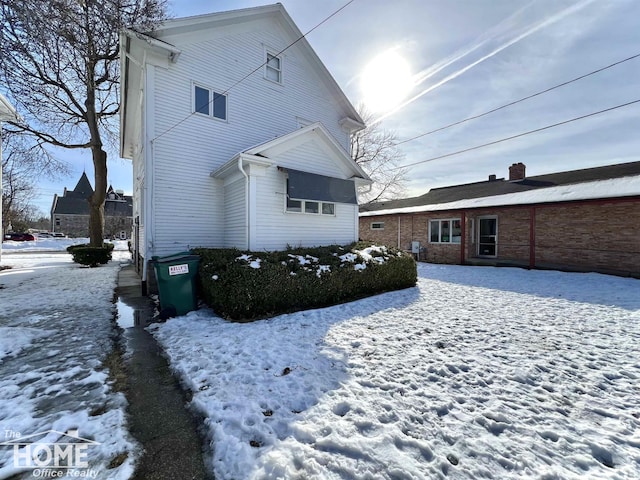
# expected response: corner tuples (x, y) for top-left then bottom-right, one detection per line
(50, 172), (133, 238)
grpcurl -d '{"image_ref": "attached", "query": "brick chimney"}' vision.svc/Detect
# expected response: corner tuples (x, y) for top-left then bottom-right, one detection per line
(509, 162), (526, 181)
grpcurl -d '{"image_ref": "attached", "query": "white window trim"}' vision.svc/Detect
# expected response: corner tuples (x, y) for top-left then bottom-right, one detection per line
(429, 218), (462, 244)
(370, 222), (385, 230)
(192, 82), (228, 122)
(264, 47), (283, 85)
(286, 197), (336, 216)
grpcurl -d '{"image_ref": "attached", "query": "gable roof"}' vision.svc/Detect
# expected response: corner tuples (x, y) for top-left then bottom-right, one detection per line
(120, 4), (364, 157)
(211, 122), (371, 182)
(361, 161), (640, 216)
(51, 173), (132, 217)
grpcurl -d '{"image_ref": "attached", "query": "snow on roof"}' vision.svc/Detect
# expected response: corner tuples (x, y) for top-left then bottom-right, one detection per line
(360, 174), (640, 217)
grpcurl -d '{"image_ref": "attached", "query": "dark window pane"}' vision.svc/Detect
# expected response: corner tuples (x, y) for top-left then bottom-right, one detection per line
(287, 198), (302, 212)
(452, 219), (461, 244)
(305, 201), (319, 214)
(213, 92), (226, 120)
(195, 86), (209, 115)
(441, 220), (450, 242)
(322, 203), (335, 215)
(430, 221), (439, 242)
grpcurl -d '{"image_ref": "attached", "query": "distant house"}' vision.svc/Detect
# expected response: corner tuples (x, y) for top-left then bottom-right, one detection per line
(360, 162), (640, 277)
(51, 172), (133, 238)
(119, 4), (370, 288)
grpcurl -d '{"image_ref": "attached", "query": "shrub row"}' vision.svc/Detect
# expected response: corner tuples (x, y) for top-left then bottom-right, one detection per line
(192, 242), (417, 321)
(67, 243), (114, 267)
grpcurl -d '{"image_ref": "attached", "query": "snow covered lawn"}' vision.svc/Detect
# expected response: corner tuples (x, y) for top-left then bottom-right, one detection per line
(151, 263), (640, 480)
(0, 246), (135, 479)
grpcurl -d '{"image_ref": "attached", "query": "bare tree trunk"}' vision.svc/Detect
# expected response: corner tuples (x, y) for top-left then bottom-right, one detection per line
(88, 148), (107, 246)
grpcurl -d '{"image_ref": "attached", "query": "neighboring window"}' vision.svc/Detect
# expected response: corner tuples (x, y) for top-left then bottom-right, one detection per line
(193, 84), (227, 120)
(371, 222), (384, 230)
(429, 219), (461, 244)
(55, 217), (60, 226)
(265, 52), (282, 83)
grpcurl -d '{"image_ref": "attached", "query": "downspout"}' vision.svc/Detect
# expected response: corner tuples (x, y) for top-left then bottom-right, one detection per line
(238, 156), (250, 250)
(397, 216), (400, 249)
(529, 206), (536, 268)
(460, 211), (466, 265)
(142, 137), (154, 293)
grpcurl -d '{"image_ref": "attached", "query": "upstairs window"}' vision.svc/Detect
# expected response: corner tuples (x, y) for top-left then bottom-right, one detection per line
(194, 84), (227, 120)
(265, 52), (282, 83)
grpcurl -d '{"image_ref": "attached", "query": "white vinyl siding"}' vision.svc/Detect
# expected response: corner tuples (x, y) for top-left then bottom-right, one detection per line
(136, 14), (359, 256)
(224, 177), (247, 248)
(251, 167), (357, 251)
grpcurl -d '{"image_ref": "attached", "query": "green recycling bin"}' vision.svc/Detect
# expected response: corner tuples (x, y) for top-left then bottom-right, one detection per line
(152, 252), (200, 316)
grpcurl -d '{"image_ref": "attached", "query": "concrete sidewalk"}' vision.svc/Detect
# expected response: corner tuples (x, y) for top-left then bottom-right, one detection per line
(116, 264), (211, 480)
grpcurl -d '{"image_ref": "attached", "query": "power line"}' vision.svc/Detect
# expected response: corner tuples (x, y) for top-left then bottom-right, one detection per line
(392, 99), (640, 170)
(153, 0), (356, 142)
(395, 52), (640, 146)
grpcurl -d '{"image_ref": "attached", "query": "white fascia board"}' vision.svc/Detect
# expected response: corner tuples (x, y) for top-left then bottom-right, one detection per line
(359, 175), (640, 217)
(121, 29), (181, 62)
(0, 93), (19, 122)
(210, 153), (273, 179)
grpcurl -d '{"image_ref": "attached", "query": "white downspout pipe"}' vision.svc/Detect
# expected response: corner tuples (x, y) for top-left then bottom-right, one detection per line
(238, 156), (250, 250)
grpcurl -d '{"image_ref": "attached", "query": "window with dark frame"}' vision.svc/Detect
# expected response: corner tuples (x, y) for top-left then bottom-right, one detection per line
(371, 222), (385, 230)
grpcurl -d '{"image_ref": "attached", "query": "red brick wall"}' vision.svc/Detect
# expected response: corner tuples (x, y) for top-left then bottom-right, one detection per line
(359, 197), (640, 276)
(535, 200), (640, 274)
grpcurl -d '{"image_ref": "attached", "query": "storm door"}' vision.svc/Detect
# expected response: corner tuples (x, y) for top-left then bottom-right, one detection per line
(477, 217), (497, 257)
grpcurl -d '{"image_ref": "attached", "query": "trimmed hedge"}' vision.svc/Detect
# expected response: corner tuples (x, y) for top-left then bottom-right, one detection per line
(193, 242), (417, 321)
(67, 243), (114, 267)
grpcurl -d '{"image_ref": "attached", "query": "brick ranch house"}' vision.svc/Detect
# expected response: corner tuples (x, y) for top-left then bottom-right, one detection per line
(360, 162), (640, 277)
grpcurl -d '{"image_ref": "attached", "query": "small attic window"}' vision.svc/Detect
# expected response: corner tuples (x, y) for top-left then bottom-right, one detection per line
(265, 52), (282, 84)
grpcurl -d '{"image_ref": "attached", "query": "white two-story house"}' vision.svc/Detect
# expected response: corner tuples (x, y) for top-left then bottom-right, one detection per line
(119, 3), (370, 289)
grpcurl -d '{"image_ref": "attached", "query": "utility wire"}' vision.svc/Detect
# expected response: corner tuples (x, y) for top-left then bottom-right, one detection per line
(395, 52), (640, 146)
(152, 0), (356, 142)
(391, 99), (640, 170)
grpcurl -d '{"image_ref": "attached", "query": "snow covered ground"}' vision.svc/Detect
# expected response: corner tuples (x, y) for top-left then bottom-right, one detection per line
(151, 264), (640, 480)
(0, 245), (135, 479)
(1, 237), (109, 252)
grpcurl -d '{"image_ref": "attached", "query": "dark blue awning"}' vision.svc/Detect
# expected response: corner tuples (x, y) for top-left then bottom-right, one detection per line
(283, 167), (357, 205)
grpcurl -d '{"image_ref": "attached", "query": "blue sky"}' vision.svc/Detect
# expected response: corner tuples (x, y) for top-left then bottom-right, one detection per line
(32, 0), (639, 213)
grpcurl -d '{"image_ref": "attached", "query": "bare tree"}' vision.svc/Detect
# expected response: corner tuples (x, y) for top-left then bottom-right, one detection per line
(351, 105), (408, 204)
(0, 0), (167, 246)
(1, 133), (68, 234)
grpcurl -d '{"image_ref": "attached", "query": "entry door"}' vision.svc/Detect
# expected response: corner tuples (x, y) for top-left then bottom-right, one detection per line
(478, 217), (497, 257)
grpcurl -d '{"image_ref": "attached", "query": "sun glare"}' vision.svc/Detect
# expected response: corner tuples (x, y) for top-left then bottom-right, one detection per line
(360, 49), (414, 113)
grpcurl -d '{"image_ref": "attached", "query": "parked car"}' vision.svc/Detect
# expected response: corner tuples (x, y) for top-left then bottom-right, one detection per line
(3, 233), (36, 242)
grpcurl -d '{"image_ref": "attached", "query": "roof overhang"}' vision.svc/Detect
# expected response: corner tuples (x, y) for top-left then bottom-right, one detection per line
(244, 122), (371, 183)
(0, 93), (20, 122)
(119, 30), (181, 159)
(210, 153), (274, 179)
(359, 175), (640, 217)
